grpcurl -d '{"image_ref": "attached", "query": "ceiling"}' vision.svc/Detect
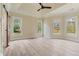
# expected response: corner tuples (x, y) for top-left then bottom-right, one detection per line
(44, 3), (79, 17)
(4, 3), (79, 18)
(18, 3), (65, 14)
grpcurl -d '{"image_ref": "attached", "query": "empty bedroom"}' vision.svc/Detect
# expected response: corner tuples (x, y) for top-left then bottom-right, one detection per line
(1, 3), (79, 56)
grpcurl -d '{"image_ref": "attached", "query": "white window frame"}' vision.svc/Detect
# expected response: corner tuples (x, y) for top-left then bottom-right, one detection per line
(65, 16), (77, 37)
(11, 16), (22, 36)
(52, 20), (61, 34)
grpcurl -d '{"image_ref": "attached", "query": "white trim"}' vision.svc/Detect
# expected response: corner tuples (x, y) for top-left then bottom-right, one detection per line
(52, 19), (61, 34)
(65, 16), (78, 37)
(10, 16), (23, 40)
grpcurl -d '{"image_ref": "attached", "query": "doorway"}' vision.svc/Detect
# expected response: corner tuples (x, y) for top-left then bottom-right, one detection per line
(43, 21), (50, 38)
(37, 19), (50, 38)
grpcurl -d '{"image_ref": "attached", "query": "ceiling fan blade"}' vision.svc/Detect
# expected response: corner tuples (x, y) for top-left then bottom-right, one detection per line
(37, 8), (41, 11)
(43, 6), (52, 9)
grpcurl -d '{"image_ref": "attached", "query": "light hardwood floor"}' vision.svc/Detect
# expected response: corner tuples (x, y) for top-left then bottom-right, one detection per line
(4, 38), (79, 56)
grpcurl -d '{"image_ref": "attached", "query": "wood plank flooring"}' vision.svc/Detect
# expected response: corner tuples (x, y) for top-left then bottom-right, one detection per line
(4, 38), (79, 56)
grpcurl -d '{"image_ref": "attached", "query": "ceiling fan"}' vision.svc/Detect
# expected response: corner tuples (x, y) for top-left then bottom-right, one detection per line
(37, 3), (52, 11)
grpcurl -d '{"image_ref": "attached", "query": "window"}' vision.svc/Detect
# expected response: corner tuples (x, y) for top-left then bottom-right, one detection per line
(66, 17), (75, 33)
(53, 20), (61, 33)
(37, 19), (43, 33)
(13, 17), (22, 33)
(38, 21), (42, 33)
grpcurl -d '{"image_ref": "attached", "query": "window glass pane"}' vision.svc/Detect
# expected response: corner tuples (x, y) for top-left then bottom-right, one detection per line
(67, 17), (75, 33)
(38, 21), (42, 33)
(53, 20), (61, 33)
(13, 18), (21, 33)
(38, 19), (43, 33)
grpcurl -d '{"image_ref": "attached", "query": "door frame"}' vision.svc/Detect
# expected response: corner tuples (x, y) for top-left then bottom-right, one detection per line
(2, 4), (9, 47)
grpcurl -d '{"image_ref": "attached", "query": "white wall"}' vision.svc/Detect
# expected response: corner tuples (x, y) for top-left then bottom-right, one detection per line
(8, 6), (79, 42)
(9, 12), (38, 40)
(44, 15), (64, 39)
(44, 12), (79, 42)
(63, 15), (79, 42)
